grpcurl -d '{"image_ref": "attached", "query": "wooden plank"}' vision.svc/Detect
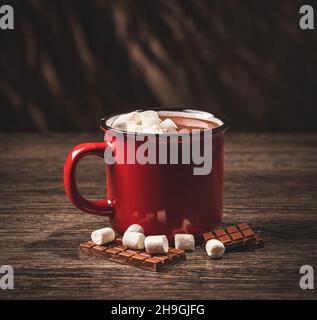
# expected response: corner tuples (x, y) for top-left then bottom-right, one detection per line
(0, 133), (316, 299)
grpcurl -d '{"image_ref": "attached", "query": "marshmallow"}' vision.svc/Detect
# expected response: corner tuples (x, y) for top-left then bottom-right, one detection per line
(142, 125), (163, 134)
(91, 227), (115, 245)
(160, 118), (178, 131)
(127, 122), (143, 133)
(134, 112), (142, 125)
(111, 110), (179, 134)
(125, 224), (144, 234)
(144, 235), (169, 254)
(112, 112), (139, 130)
(140, 110), (161, 127)
(122, 232), (145, 249)
(205, 239), (225, 259)
(174, 234), (195, 251)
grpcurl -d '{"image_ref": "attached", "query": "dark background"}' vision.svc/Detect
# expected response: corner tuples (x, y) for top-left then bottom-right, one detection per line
(0, 0), (316, 132)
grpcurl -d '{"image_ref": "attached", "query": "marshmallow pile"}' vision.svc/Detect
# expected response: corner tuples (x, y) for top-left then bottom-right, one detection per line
(90, 225), (225, 259)
(111, 110), (177, 134)
(123, 225), (170, 254)
(90, 224), (170, 254)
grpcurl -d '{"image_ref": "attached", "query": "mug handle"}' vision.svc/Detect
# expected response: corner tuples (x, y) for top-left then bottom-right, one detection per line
(64, 141), (114, 216)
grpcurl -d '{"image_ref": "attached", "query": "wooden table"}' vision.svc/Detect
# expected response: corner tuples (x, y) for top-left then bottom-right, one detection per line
(0, 133), (316, 300)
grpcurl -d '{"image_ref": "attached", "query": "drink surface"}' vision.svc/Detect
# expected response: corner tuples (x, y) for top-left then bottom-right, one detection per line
(159, 115), (219, 132)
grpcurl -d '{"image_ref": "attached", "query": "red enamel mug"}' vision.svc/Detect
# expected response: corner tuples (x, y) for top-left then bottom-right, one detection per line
(64, 108), (229, 240)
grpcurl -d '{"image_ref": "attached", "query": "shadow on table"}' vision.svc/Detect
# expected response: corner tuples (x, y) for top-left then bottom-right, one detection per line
(23, 225), (88, 260)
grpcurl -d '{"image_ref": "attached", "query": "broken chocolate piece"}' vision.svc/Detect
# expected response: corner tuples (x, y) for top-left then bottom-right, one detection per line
(79, 237), (186, 272)
(202, 224), (264, 251)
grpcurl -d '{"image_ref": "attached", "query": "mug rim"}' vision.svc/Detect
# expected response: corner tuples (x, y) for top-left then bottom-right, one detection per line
(100, 107), (229, 137)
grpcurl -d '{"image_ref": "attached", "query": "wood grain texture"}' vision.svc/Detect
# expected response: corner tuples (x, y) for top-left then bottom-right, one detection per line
(0, 133), (316, 300)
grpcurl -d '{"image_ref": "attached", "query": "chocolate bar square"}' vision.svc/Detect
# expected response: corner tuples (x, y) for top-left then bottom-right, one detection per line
(130, 254), (147, 265)
(113, 245), (128, 252)
(143, 258), (164, 271)
(117, 251), (135, 262)
(91, 245), (108, 257)
(237, 223), (250, 231)
(218, 235), (232, 245)
(226, 226), (238, 234)
(230, 232), (244, 241)
(79, 241), (96, 254)
(241, 228), (255, 238)
(202, 232), (215, 242)
(214, 229), (226, 237)
(104, 247), (121, 259)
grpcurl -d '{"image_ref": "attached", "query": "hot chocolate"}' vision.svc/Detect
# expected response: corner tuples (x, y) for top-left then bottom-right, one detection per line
(159, 115), (219, 132)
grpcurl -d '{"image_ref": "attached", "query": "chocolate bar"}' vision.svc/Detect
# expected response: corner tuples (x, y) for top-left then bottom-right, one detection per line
(202, 223), (264, 251)
(79, 237), (186, 272)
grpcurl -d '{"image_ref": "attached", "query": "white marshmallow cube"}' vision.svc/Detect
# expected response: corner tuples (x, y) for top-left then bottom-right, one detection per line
(145, 235), (169, 254)
(122, 232), (145, 249)
(142, 125), (163, 134)
(160, 118), (178, 131)
(126, 123), (143, 133)
(174, 234), (195, 251)
(134, 112), (142, 125)
(125, 224), (144, 234)
(112, 112), (139, 130)
(112, 110), (179, 134)
(91, 227), (115, 245)
(205, 239), (225, 259)
(140, 110), (161, 127)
